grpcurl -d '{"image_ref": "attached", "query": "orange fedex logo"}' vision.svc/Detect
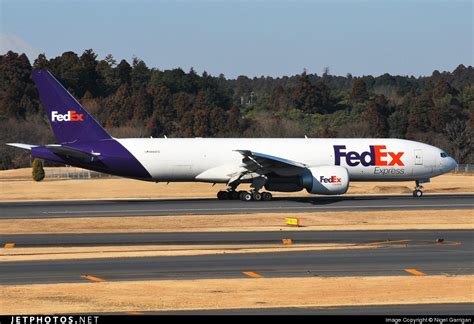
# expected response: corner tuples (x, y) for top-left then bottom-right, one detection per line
(51, 110), (84, 122)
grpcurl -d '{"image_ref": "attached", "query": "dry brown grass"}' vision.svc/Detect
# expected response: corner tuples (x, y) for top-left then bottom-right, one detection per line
(0, 209), (472, 235)
(1, 168), (472, 201)
(1, 275), (472, 314)
(0, 242), (382, 262)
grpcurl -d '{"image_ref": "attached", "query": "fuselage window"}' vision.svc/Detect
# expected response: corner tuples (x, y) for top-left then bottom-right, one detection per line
(440, 153), (447, 158)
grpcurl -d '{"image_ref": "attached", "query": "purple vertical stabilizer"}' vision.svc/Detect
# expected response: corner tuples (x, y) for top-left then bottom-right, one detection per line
(32, 70), (111, 144)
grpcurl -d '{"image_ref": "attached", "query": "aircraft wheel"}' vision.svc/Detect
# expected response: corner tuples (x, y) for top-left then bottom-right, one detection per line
(252, 192), (262, 201)
(229, 191), (240, 200)
(240, 191), (253, 201)
(262, 192), (272, 201)
(217, 191), (229, 200)
(413, 189), (423, 197)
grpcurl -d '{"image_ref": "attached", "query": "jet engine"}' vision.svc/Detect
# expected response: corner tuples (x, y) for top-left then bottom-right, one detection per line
(301, 166), (349, 195)
(264, 165), (349, 195)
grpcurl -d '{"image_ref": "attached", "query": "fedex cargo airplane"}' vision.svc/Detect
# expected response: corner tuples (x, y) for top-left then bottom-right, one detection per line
(7, 71), (457, 201)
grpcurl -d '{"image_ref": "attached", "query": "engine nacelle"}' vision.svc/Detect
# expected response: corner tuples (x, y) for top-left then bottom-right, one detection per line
(264, 176), (304, 192)
(301, 166), (349, 195)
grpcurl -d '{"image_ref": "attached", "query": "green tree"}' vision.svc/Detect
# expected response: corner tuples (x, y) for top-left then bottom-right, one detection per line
(105, 83), (132, 127)
(293, 72), (324, 113)
(432, 79), (459, 98)
(78, 49), (99, 97)
(388, 109), (408, 138)
(32, 158), (45, 181)
(1, 49), (474, 169)
(145, 84), (176, 136)
(362, 97), (389, 137)
(96, 56), (119, 96)
(350, 78), (369, 103)
(47, 51), (82, 96)
(117, 59), (132, 85)
(33, 53), (49, 70)
(132, 86), (153, 122)
(406, 93), (433, 137)
(131, 57), (151, 90)
(0, 51), (35, 118)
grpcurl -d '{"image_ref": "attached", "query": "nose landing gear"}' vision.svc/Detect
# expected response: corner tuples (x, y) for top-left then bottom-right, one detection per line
(413, 180), (423, 197)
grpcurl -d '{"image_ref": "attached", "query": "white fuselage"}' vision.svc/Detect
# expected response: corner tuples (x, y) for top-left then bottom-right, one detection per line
(117, 138), (456, 183)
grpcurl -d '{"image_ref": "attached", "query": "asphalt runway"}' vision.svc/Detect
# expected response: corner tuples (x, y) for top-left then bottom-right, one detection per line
(132, 303), (474, 315)
(1, 230), (472, 285)
(2, 196), (472, 315)
(1, 194), (473, 219)
(2, 230), (471, 247)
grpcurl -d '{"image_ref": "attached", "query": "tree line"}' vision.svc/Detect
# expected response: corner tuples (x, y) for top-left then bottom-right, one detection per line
(0, 49), (472, 169)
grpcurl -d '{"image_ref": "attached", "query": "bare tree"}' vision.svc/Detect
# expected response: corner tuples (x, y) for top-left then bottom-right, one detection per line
(337, 120), (373, 138)
(445, 119), (471, 163)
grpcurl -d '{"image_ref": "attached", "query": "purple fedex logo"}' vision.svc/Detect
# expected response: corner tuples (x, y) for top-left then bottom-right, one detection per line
(334, 145), (404, 167)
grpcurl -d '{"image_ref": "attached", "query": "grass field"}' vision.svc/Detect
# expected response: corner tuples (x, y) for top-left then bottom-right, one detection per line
(1, 242), (383, 262)
(1, 168), (472, 201)
(1, 276), (472, 314)
(1, 210), (472, 235)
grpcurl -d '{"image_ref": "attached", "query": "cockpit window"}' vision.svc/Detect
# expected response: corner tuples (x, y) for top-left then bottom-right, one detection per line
(440, 153), (447, 158)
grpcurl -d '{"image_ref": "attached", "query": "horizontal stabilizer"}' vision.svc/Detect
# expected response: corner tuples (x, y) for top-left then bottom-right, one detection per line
(6, 143), (38, 150)
(46, 145), (101, 162)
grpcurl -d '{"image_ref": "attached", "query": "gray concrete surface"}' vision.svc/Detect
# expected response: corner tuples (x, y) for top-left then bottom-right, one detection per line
(1, 194), (473, 219)
(1, 230), (472, 285)
(2, 230), (471, 247)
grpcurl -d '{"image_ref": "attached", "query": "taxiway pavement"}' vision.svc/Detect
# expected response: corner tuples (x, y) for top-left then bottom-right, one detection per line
(1, 194), (472, 219)
(1, 230), (472, 285)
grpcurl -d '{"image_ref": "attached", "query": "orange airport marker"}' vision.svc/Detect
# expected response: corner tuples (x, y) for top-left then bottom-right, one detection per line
(405, 268), (426, 276)
(243, 271), (263, 278)
(81, 274), (106, 282)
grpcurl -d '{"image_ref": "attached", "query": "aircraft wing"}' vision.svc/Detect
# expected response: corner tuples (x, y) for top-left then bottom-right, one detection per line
(234, 150), (307, 173)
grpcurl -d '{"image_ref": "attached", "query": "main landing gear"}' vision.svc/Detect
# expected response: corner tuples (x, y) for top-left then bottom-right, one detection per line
(218, 176), (272, 201)
(217, 190), (273, 201)
(413, 180), (423, 197)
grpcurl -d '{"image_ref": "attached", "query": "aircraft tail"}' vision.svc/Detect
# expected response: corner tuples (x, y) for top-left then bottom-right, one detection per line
(32, 70), (111, 144)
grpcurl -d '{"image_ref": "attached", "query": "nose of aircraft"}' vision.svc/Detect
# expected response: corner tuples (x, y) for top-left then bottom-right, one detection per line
(446, 157), (457, 172)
